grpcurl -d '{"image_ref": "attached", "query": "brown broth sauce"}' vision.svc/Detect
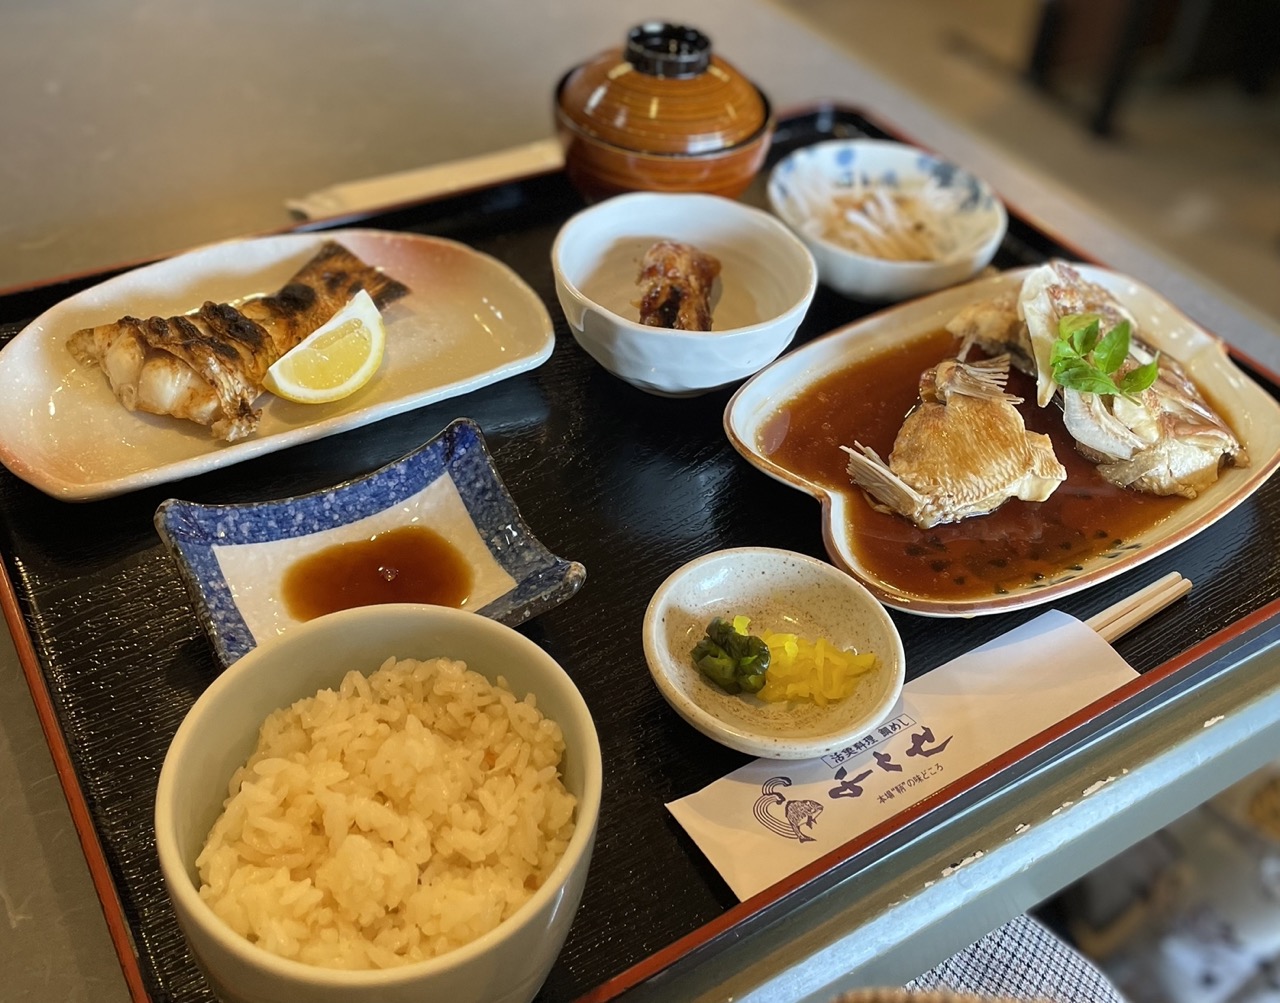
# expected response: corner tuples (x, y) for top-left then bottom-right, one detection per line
(758, 329), (1186, 600)
(283, 525), (474, 620)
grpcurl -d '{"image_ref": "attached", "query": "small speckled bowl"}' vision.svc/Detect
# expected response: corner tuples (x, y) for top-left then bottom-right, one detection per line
(155, 418), (586, 667)
(642, 548), (905, 759)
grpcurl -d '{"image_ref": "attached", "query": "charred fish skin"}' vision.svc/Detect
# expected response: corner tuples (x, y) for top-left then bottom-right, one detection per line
(66, 241), (410, 442)
(1018, 259), (1247, 498)
(242, 241), (410, 352)
(67, 305), (269, 441)
(843, 355), (1067, 529)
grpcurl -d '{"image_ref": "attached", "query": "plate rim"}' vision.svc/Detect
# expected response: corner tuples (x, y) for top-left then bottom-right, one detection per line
(724, 264), (1280, 617)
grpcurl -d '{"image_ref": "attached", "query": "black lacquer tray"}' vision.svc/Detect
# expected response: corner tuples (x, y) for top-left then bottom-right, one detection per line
(3, 105), (1279, 1003)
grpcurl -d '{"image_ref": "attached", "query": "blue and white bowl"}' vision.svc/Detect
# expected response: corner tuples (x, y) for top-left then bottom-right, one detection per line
(767, 139), (1007, 302)
(155, 418), (586, 667)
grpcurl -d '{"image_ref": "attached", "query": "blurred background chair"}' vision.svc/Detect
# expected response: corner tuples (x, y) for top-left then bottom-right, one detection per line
(1026, 0), (1280, 135)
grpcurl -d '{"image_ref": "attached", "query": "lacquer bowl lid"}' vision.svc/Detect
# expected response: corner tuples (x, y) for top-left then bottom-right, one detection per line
(556, 22), (769, 156)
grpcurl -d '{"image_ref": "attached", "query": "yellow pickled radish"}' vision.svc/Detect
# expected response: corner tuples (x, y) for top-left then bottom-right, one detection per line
(720, 616), (878, 706)
(263, 289), (386, 404)
(756, 625), (878, 705)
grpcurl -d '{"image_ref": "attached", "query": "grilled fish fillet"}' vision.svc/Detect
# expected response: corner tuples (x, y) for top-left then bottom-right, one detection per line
(843, 355), (1066, 529)
(67, 241), (410, 441)
(636, 240), (721, 331)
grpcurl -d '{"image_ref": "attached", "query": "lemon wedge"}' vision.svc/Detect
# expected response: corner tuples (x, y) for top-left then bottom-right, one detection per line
(263, 289), (386, 404)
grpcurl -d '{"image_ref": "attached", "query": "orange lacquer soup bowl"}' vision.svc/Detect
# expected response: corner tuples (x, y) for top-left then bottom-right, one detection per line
(554, 22), (775, 201)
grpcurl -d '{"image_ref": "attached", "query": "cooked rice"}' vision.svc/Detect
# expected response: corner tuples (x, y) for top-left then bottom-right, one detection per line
(195, 655), (577, 970)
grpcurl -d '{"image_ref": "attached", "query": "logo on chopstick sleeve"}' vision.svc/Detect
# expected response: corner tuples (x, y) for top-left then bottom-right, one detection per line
(754, 776), (824, 843)
(750, 720), (956, 843)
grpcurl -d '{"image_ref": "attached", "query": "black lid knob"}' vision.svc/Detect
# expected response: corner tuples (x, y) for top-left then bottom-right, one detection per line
(625, 22), (711, 78)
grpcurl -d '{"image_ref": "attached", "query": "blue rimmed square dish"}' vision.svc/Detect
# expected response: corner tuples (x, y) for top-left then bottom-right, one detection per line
(155, 417), (586, 667)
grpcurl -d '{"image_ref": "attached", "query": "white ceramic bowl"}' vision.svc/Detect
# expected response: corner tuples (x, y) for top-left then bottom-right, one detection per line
(767, 139), (1007, 302)
(642, 548), (905, 759)
(551, 191), (817, 397)
(155, 604), (602, 1003)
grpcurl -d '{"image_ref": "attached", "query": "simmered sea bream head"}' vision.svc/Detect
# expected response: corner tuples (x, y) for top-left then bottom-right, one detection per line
(849, 259), (1250, 532)
(1018, 260), (1248, 499)
(842, 354), (1066, 529)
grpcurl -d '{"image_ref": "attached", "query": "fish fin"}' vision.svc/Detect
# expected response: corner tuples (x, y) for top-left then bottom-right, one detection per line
(842, 443), (936, 528)
(935, 355), (1023, 404)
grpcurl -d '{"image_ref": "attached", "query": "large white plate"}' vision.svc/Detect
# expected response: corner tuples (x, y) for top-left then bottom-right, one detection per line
(0, 229), (555, 501)
(725, 265), (1280, 617)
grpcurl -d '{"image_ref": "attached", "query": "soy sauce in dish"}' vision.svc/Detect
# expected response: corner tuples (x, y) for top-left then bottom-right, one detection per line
(757, 328), (1185, 600)
(283, 526), (474, 620)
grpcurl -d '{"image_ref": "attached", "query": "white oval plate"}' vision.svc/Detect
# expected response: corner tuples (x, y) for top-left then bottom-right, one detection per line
(725, 264), (1280, 618)
(0, 228), (555, 501)
(642, 547), (905, 760)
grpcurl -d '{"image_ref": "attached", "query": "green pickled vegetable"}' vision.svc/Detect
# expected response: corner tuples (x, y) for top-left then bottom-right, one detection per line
(691, 617), (770, 694)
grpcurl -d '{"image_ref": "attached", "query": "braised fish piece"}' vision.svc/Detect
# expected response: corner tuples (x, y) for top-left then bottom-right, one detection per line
(67, 241), (410, 442)
(1020, 260), (1247, 498)
(635, 239), (721, 331)
(944, 289), (1036, 376)
(843, 355), (1066, 529)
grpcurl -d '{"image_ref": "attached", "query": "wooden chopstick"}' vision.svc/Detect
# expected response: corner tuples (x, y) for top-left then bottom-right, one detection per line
(1085, 571), (1193, 643)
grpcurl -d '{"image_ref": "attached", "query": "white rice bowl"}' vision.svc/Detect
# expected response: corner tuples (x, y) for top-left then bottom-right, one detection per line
(155, 603), (600, 1003)
(196, 655), (577, 970)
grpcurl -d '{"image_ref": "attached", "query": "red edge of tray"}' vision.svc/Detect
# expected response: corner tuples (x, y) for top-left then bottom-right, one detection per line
(4, 101), (1280, 1003)
(581, 594), (1280, 1002)
(0, 560), (155, 1003)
